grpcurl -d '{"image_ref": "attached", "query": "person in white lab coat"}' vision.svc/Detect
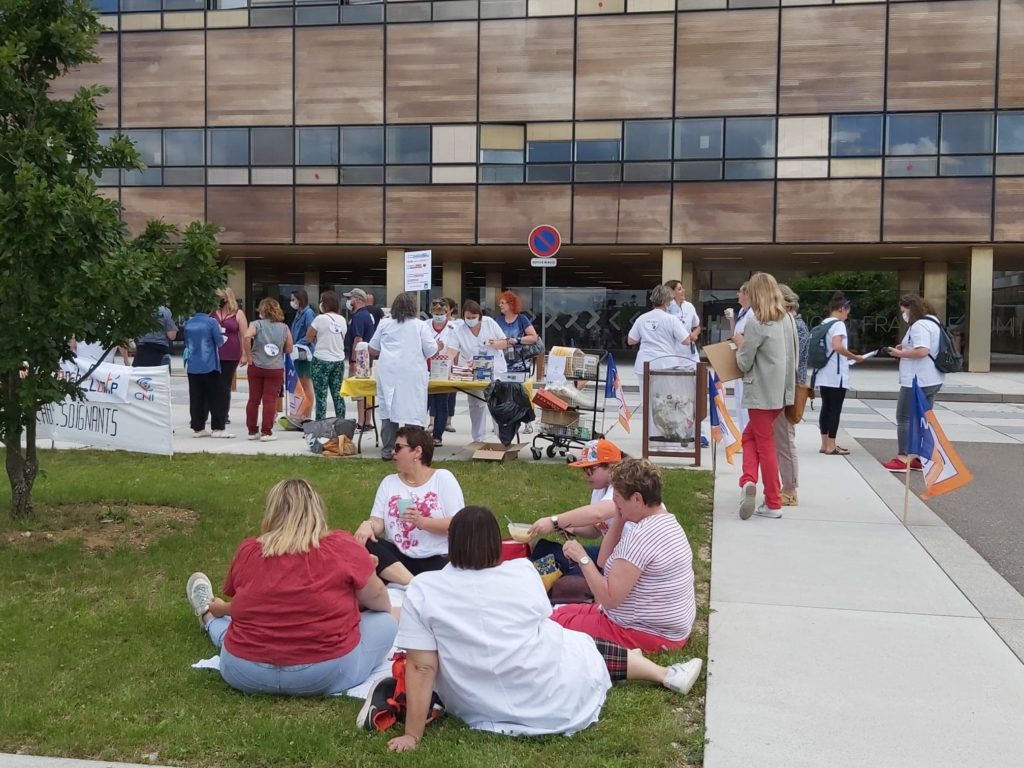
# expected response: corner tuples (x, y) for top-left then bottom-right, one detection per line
(448, 300), (507, 443)
(369, 292), (441, 460)
(377, 506), (703, 752)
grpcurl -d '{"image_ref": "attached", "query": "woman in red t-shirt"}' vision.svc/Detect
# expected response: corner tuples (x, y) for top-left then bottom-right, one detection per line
(185, 478), (397, 696)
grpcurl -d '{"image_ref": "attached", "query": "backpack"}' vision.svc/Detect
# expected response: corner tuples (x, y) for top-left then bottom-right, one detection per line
(808, 318), (839, 372)
(920, 317), (964, 373)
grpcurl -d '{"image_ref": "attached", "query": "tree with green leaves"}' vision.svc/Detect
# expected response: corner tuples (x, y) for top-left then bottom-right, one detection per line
(790, 271), (899, 349)
(1, 0), (225, 517)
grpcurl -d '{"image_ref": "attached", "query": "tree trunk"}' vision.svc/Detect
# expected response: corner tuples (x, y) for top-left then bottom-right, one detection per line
(6, 422), (38, 519)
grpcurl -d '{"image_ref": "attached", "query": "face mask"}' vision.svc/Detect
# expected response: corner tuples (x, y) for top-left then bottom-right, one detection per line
(319, 304), (325, 314)
(290, 299), (299, 310)
(464, 317), (480, 329)
(901, 310), (910, 323)
(346, 299), (354, 311)
(432, 314), (447, 324)
(218, 299), (226, 308)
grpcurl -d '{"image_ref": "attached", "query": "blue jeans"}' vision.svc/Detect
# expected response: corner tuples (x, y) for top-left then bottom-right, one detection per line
(427, 393), (450, 440)
(206, 611), (397, 696)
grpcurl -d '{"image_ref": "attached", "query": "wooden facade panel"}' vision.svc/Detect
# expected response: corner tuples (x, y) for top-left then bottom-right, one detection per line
(207, 187), (294, 244)
(295, 187), (383, 244)
(50, 34), (118, 127)
(672, 182), (774, 243)
(386, 23), (477, 123)
(477, 186), (571, 244)
(887, 0), (997, 110)
(883, 179), (992, 242)
(121, 31), (204, 127)
(120, 188), (206, 236)
(677, 10), (778, 117)
(999, 0), (1024, 107)
(296, 27), (383, 125)
(775, 180), (881, 243)
(994, 179), (1024, 241)
(385, 187), (476, 244)
(572, 185), (671, 244)
(576, 16), (675, 119)
(207, 29), (293, 126)
(779, 6), (886, 114)
(479, 19), (574, 122)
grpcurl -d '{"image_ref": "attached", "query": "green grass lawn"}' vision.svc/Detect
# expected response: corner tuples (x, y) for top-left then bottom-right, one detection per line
(0, 450), (713, 768)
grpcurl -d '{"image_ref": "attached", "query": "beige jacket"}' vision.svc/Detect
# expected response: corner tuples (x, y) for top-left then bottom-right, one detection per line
(735, 312), (798, 410)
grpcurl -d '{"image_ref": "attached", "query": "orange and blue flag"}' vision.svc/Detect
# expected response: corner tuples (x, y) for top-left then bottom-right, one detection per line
(708, 371), (742, 464)
(605, 353), (632, 433)
(908, 376), (973, 499)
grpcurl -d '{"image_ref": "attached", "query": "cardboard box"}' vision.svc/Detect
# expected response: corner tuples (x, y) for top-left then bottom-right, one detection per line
(472, 442), (525, 462)
(533, 388), (569, 411)
(541, 409), (579, 427)
(703, 340), (743, 382)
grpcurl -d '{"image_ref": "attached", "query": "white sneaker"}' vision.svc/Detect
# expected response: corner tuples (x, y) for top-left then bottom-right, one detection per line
(247, 433), (259, 441)
(210, 430), (235, 439)
(192, 429), (211, 438)
(259, 434), (277, 442)
(739, 482), (756, 520)
(754, 503), (783, 519)
(185, 572), (214, 623)
(663, 658), (703, 695)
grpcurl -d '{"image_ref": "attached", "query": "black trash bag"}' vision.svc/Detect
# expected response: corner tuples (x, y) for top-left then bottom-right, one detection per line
(485, 381), (536, 445)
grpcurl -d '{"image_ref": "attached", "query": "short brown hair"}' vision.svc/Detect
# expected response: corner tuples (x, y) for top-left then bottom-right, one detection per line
(448, 506), (502, 570)
(319, 290), (340, 314)
(462, 299), (482, 316)
(396, 425), (433, 466)
(610, 458), (663, 506)
(258, 298), (284, 323)
(499, 290), (522, 314)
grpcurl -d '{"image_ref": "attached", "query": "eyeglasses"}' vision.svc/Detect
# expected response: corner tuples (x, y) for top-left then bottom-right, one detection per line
(394, 443), (412, 452)
(582, 466), (598, 476)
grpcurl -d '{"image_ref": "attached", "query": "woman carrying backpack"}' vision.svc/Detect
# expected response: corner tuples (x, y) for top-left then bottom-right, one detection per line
(811, 292), (865, 456)
(881, 294), (946, 472)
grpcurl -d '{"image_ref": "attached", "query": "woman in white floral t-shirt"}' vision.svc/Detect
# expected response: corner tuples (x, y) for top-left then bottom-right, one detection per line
(354, 426), (465, 586)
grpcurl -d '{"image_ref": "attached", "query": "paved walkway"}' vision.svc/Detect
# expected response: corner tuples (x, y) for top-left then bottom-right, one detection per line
(704, 419), (1024, 768)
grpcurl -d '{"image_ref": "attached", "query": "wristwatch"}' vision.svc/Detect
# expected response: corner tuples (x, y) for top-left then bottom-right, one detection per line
(550, 515), (559, 528)
(578, 556), (591, 566)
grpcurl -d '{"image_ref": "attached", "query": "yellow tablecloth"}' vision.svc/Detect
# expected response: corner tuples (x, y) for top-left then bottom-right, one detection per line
(340, 377), (533, 400)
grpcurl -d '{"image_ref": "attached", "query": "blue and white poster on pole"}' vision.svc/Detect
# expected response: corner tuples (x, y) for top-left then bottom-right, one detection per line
(36, 360), (174, 456)
(404, 250), (432, 292)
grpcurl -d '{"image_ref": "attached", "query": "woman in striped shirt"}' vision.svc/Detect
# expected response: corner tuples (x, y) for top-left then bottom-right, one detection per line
(551, 459), (697, 653)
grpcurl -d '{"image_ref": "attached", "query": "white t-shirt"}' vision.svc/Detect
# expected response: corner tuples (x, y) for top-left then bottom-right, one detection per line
(369, 469), (465, 559)
(311, 312), (348, 362)
(813, 319), (851, 389)
(603, 512), (696, 642)
(899, 316), (945, 388)
(449, 316), (508, 375)
(734, 307), (752, 335)
(628, 308), (691, 375)
(396, 558), (611, 736)
(590, 485), (617, 535)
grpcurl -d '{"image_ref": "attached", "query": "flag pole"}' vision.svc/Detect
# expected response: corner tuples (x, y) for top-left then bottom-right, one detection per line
(902, 453), (913, 525)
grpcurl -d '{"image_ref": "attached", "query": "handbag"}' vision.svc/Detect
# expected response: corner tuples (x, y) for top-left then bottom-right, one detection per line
(786, 383), (813, 424)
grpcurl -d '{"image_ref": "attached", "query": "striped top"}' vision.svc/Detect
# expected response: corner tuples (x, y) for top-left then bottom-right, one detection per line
(603, 512), (696, 642)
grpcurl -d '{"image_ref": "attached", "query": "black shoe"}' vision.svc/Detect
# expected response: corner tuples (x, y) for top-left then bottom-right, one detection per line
(356, 676), (398, 732)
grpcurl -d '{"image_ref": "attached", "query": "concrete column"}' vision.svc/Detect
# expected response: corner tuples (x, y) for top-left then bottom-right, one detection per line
(304, 270), (320, 309)
(483, 268), (502, 313)
(442, 260), (463, 307)
(897, 269), (922, 297)
(386, 248), (404, 305)
(226, 258), (246, 307)
(923, 262), (948, 323)
(661, 247), (683, 288)
(967, 246), (993, 373)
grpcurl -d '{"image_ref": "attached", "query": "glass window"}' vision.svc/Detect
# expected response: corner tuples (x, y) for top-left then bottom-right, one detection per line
(121, 0), (159, 10)
(574, 163), (621, 182)
(433, 0), (478, 20)
(939, 156), (993, 176)
(480, 0), (526, 18)
(297, 128), (339, 166)
(676, 119), (723, 160)
(387, 126), (430, 164)
(674, 161), (722, 181)
(624, 121), (672, 161)
(95, 168), (120, 186)
(122, 168), (162, 186)
(387, 2), (431, 22)
(251, 8), (293, 26)
(725, 118), (775, 158)
(92, 1), (119, 12)
(208, 128), (249, 166)
(831, 115), (883, 157)
(575, 140), (620, 162)
(527, 141), (572, 163)
(724, 160), (774, 180)
(164, 129), (204, 166)
(887, 114), (938, 155)
(163, 167), (205, 185)
(480, 165), (524, 183)
(885, 157), (937, 177)
(480, 149), (523, 164)
(97, 130), (116, 147)
(341, 127), (384, 165)
(526, 165), (571, 183)
(342, 4), (384, 24)
(251, 128), (293, 166)
(340, 165), (384, 185)
(127, 130), (162, 166)
(386, 166), (430, 184)
(296, 5), (339, 24)
(996, 113), (1024, 153)
(623, 162), (672, 182)
(163, 0), (204, 9)
(940, 113), (993, 154)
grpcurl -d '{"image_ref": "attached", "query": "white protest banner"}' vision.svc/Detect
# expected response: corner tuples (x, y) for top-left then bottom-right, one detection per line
(36, 360), (173, 456)
(404, 249), (432, 292)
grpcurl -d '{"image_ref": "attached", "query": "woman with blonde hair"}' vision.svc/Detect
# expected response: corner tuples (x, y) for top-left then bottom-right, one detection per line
(734, 273), (798, 519)
(184, 479), (396, 696)
(243, 298), (293, 441)
(211, 287), (249, 428)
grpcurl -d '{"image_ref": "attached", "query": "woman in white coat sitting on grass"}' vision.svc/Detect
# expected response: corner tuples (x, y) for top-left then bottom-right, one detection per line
(373, 505), (703, 752)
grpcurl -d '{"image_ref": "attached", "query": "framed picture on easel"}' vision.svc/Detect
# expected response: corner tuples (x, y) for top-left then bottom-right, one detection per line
(642, 360), (707, 466)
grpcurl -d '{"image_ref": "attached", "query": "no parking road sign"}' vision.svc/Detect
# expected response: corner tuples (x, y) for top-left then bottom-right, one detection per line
(528, 225), (561, 259)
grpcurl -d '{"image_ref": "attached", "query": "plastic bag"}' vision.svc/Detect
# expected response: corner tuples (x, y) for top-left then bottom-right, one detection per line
(485, 381), (535, 445)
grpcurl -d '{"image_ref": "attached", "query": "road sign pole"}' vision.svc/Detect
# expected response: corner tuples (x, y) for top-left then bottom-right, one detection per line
(541, 265), (547, 350)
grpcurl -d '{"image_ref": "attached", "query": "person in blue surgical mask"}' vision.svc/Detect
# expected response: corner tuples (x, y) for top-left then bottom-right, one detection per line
(449, 300), (506, 443)
(425, 298), (459, 447)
